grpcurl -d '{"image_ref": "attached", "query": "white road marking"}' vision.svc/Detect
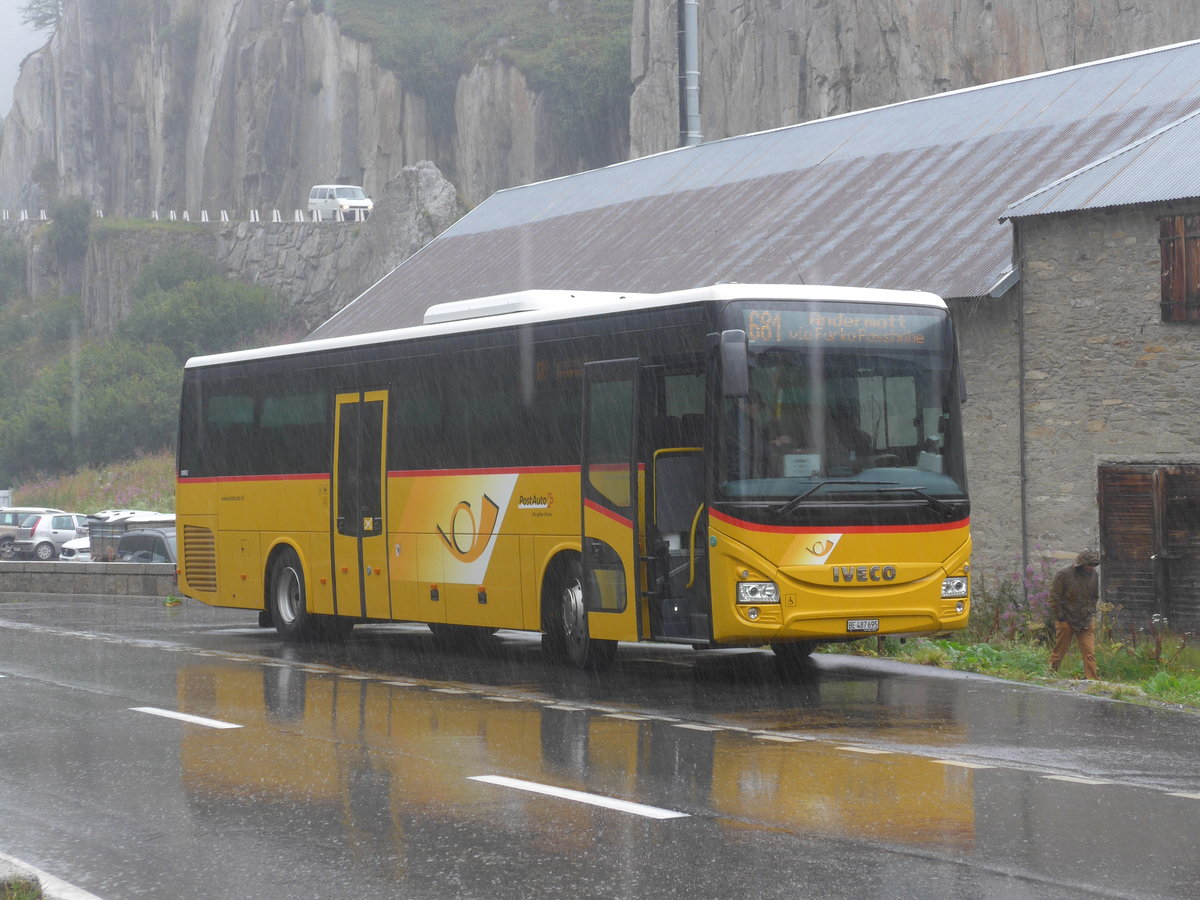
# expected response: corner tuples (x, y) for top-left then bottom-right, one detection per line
(671, 723), (723, 732)
(933, 760), (993, 770)
(483, 695), (523, 702)
(130, 707), (242, 729)
(1168, 791), (1200, 799)
(1043, 775), (1109, 785)
(470, 775), (689, 820)
(836, 746), (890, 755)
(754, 734), (804, 743)
(604, 713), (652, 721)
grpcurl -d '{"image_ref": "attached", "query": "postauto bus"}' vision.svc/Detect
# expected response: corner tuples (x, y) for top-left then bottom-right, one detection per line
(176, 284), (970, 669)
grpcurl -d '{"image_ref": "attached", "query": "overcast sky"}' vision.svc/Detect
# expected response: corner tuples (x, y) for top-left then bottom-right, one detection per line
(0, 0), (51, 117)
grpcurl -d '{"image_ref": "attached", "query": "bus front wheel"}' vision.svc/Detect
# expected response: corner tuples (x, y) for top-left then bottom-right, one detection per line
(269, 548), (318, 642)
(542, 556), (617, 671)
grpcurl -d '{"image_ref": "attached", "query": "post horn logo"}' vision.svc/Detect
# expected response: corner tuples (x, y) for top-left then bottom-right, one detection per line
(805, 536), (839, 561)
(437, 494), (501, 563)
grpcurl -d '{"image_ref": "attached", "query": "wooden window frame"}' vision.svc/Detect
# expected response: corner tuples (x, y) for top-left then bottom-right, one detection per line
(1159, 214), (1200, 322)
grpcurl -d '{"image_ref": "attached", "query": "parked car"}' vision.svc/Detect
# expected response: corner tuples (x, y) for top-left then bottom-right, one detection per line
(12, 512), (89, 560)
(307, 184), (373, 220)
(88, 511), (175, 561)
(0, 507), (64, 559)
(116, 528), (176, 564)
(58, 536), (91, 561)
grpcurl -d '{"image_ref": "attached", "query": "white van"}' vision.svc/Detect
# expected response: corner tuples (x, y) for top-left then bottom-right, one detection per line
(307, 184), (373, 221)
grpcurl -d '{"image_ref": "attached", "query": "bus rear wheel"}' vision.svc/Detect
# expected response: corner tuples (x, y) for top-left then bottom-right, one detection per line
(269, 548), (319, 642)
(542, 556), (617, 671)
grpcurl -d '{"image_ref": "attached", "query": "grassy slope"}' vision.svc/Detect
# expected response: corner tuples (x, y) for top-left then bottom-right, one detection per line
(10, 450), (175, 514)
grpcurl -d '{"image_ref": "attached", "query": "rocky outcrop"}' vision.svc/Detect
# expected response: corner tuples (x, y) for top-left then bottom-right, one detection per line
(5, 0), (1199, 254)
(15, 160), (459, 334)
(0, 0), (620, 216)
(631, 0), (1200, 156)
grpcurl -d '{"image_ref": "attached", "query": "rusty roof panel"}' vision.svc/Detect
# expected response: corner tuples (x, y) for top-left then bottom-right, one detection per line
(311, 41), (1200, 340)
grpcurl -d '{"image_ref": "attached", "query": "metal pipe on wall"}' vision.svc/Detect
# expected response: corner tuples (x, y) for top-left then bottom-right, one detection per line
(679, 0), (702, 146)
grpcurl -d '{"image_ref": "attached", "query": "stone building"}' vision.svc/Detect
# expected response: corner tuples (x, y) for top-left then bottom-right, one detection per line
(310, 41), (1200, 627)
(1005, 113), (1200, 629)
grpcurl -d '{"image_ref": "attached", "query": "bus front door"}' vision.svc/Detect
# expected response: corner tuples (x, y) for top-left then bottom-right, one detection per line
(581, 359), (642, 642)
(332, 391), (391, 621)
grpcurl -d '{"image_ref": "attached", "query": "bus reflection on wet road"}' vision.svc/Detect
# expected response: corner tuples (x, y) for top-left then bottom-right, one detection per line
(169, 621), (1200, 898)
(3, 602), (1200, 898)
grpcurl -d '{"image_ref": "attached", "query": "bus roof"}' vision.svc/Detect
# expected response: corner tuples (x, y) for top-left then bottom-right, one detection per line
(185, 283), (946, 370)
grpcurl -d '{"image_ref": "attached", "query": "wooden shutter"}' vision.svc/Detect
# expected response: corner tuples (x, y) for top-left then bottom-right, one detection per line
(1164, 469), (1200, 632)
(1098, 466), (1159, 622)
(1160, 215), (1200, 322)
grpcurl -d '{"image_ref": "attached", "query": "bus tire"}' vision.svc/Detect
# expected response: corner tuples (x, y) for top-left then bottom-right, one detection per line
(542, 555), (617, 671)
(269, 548), (319, 642)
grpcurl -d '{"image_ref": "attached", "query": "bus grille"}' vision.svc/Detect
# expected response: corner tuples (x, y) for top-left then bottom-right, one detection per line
(183, 525), (217, 592)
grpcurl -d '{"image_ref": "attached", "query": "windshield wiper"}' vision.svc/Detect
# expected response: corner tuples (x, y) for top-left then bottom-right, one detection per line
(773, 481), (894, 518)
(773, 481), (961, 520)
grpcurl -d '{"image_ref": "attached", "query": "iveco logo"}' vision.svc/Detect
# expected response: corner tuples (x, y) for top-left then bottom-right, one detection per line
(832, 565), (898, 583)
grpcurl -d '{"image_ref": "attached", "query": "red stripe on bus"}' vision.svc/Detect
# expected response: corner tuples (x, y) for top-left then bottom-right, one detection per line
(584, 498), (633, 529)
(708, 507), (968, 534)
(177, 472), (329, 484)
(387, 465), (580, 478)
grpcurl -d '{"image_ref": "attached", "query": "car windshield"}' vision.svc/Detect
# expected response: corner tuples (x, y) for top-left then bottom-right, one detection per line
(334, 187), (366, 199)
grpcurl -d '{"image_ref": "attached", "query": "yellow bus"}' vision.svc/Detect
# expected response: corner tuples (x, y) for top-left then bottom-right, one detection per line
(176, 283), (970, 669)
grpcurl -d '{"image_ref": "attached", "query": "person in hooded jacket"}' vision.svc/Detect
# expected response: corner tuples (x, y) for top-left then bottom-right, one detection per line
(1048, 549), (1102, 679)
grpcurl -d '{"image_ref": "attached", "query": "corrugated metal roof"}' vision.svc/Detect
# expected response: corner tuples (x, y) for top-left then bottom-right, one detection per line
(1005, 107), (1200, 219)
(311, 40), (1200, 340)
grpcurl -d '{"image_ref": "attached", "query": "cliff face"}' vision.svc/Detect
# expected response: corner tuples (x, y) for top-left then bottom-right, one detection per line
(631, 0), (1200, 156)
(0, 0), (620, 214)
(4, 1), (1199, 230)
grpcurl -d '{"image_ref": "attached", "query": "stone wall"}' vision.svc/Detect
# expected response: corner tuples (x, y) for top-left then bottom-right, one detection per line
(949, 293), (1024, 578)
(1016, 202), (1200, 562)
(0, 561), (177, 600)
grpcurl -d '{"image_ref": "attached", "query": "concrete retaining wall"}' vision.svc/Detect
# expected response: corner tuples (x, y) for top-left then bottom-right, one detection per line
(0, 561), (178, 599)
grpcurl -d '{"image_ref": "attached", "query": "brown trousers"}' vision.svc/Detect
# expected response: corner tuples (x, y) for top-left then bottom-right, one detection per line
(1049, 620), (1098, 679)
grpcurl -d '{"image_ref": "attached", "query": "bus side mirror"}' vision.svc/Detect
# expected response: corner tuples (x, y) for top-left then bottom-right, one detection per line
(720, 330), (749, 398)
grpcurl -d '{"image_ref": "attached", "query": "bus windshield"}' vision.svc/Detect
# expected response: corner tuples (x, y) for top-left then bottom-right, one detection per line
(718, 301), (968, 525)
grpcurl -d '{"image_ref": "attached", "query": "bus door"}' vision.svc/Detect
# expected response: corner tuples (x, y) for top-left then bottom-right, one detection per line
(581, 359), (642, 642)
(332, 391), (391, 621)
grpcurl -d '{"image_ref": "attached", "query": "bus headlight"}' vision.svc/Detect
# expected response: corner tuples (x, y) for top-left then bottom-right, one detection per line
(737, 582), (780, 604)
(941, 577), (969, 599)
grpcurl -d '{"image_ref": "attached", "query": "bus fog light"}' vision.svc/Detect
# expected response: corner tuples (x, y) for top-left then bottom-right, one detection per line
(956, 600), (965, 614)
(747, 607), (760, 621)
(942, 577), (969, 599)
(737, 582), (779, 604)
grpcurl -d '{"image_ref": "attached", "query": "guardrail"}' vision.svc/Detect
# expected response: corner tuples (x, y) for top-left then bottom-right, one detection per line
(0, 560), (178, 599)
(0, 208), (369, 223)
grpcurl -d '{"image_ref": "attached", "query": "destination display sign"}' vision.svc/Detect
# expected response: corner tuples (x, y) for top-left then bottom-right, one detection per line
(744, 308), (943, 347)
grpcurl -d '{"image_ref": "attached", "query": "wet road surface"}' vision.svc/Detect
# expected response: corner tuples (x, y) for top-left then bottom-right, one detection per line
(1, 595), (1199, 898)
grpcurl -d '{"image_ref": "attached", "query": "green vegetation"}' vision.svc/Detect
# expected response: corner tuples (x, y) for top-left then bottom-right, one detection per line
(0, 237), (289, 486)
(0, 880), (43, 900)
(11, 451), (175, 513)
(333, 0), (633, 153)
(834, 565), (1200, 710)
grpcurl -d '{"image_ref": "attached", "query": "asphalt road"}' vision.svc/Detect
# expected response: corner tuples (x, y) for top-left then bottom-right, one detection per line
(1, 595), (1199, 899)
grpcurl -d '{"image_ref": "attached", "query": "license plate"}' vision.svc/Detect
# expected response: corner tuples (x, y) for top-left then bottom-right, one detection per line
(846, 618), (880, 633)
